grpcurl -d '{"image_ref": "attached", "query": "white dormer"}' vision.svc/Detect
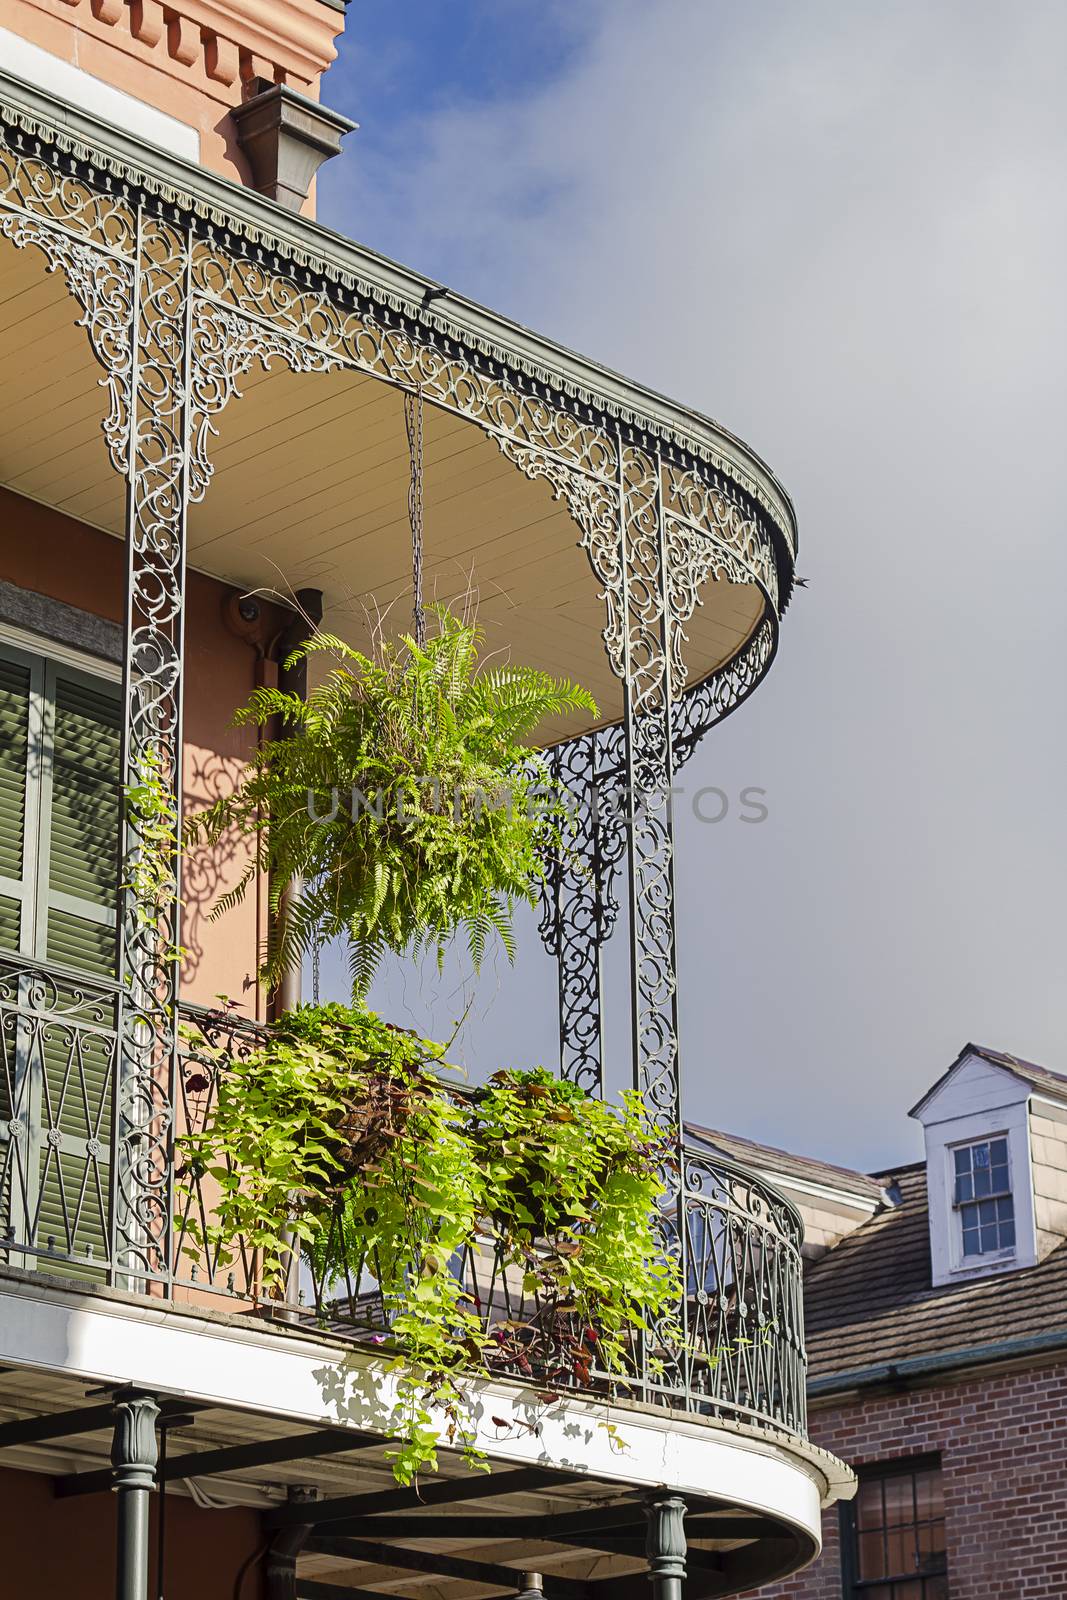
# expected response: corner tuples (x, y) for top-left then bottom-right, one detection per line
(910, 1044), (1067, 1288)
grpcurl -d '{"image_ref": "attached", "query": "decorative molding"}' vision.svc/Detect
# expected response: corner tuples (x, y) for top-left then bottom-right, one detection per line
(0, 71), (798, 582)
(0, 208), (134, 472)
(188, 296), (342, 502)
(645, 1492), (687, 1598)
(110, 1392), (160, 1490)
(0, 578), (123, 663)
(30, 0), (345, 92)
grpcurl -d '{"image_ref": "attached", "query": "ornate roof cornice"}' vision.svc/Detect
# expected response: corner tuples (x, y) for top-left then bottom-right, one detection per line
(0, 66), (798, 590)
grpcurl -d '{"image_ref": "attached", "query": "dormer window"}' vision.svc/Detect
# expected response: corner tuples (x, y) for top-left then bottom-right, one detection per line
(953, 1137), (1015, 1258)
(912, 1044), (1067, 1288)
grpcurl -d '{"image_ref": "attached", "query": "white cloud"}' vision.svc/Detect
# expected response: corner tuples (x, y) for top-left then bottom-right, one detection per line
(323, 0), (1067, 1169)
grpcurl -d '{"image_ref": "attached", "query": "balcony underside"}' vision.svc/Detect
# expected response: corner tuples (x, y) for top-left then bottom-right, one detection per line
(0, 231), (768, 744)
(0, 1278), (845, 1598)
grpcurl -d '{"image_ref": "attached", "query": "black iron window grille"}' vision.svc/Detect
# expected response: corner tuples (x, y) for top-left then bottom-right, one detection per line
(840, 1456), (948, 1600)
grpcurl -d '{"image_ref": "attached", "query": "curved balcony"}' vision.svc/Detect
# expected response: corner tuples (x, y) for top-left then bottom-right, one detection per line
(0, 65), (851, 1600)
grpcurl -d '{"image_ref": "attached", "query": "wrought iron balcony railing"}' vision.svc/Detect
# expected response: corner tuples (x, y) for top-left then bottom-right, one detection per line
(0, 951), (806, 1440)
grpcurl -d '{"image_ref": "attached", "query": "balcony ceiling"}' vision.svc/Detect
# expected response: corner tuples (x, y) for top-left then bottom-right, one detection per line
(0, 231), (766, 744)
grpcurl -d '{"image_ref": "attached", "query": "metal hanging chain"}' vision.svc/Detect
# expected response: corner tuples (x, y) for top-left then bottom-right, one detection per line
(312, 926), (321, 1005)
(404, 385), (426, 647)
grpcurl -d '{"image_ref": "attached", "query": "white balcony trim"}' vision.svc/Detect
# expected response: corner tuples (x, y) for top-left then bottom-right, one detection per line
(0, 1275), (851, 1539)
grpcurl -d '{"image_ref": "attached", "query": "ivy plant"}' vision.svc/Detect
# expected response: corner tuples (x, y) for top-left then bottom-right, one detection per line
(184, 607), (597, 997)
(177, 1003), (681, 1484)
(123, 749), (185, 967)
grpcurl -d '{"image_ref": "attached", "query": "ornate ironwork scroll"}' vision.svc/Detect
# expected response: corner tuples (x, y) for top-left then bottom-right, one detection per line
(616, 442), (682, 1138)
(111, 209), (195, 1288)
(538, 725), (626, 1092)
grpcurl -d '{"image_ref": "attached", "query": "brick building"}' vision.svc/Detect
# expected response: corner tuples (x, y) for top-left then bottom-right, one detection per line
(697, 1044), (1067, 1600)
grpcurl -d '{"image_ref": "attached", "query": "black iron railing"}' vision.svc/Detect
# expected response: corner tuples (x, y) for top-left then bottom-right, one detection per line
(0, 952), (806, 1438)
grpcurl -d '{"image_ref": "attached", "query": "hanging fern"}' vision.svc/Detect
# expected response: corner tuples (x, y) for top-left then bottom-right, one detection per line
(185, 606), (597, 997)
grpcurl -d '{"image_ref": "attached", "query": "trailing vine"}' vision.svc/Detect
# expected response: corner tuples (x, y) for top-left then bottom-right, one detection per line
(177, 1003), (681, 1484)
(123, 749), (185, 967)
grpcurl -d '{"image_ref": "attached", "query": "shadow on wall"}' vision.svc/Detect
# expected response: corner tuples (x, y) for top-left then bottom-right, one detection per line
(182, 746), (259, 996)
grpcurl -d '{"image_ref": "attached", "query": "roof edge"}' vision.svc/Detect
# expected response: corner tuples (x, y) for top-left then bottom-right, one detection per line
(686, 1123), (886, 1205)
(809, 1326), (1067, 1399)
(909, 1041), (1067, 1120)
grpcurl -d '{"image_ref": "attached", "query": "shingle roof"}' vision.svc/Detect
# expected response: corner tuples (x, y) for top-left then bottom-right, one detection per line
(804, 1163), (1067, 1382)
(909, 1041), (1067, 1118)
(685, 1122), (886, 1204)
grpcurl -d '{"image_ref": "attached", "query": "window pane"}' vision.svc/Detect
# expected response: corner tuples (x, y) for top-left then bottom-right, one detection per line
(998, 1194), (1014, 1221)
(917, 1520), (947, 1567)
(914, 1469), (945, 1521)
(955, 1172), (973, 1203)
(885, 1527), (913, 1574)
(883, 1475), (913, 1528)
(973, 1143), (990, 1167)
(990, 1137), (1007, 1165)
(978, 1199), (996, 1224)
(980, 1222), (998, 1251)
(954, 1147), (970, 1174)
(853, 1466), (947, 1594)
(962, 1224), (980, 1256)
(974, 1163), (992, 1197)
(857, 1478), (884, 1530)
(858, 1529), (886, 1578)
(1001, 1215), (1016, 1248)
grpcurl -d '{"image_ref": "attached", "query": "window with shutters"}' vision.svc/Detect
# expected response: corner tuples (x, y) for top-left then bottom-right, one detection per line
(840, 1456), (948, 1599)
(0, 637), (121, 1277)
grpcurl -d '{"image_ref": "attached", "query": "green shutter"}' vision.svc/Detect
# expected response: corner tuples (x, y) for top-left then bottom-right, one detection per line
(44, 670), (121, 977)
(0, 649), (121, 1281)
(38, 668), (120, 1278)
(0, 651), (33, 958)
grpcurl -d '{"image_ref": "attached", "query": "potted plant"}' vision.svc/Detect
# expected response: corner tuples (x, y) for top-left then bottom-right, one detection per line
(177, 1003), (681, 1484)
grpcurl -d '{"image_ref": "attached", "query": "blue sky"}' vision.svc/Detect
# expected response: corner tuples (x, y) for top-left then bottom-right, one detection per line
(312, 2), (1067, 1174)
(319, 1), (594, 282)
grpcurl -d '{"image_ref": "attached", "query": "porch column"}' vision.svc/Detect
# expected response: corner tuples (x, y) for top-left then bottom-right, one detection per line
(111, 1391), (159, 1600)
(645, 1492), (687, 1600)
(113, 207), (195, 1290)
(618, 437), (689, 1395)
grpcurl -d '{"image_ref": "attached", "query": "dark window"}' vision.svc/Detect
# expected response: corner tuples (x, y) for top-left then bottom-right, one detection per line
(841, 1457), (948, 1599)
(953, 1138), (1014, 1256)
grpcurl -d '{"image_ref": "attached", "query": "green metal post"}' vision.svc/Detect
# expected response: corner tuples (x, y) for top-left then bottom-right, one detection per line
(645, 1492), (686, 1600)
(112, 1393), (159, 1600)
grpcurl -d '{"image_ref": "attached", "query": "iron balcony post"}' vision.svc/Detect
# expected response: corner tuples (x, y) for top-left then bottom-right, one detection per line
(111, 1391), (159, 1600)
(645, 1491), (687, 1600)
(113, 202), (195, 1296)
(618, 435), (689, 1402)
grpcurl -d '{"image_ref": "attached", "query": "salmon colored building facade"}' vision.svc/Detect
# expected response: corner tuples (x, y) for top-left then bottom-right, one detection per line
(0, 4), (853, 1597)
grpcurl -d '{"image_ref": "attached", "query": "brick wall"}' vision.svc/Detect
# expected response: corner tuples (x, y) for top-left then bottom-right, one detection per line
(744, 1357), (1067, 1599)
